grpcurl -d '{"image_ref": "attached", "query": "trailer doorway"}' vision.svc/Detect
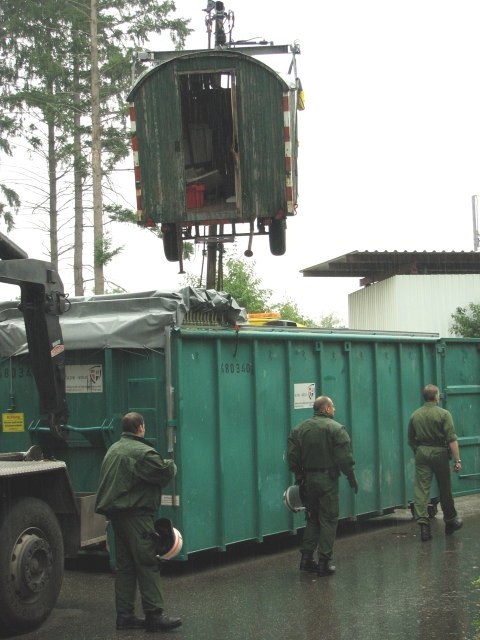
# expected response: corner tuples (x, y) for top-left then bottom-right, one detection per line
(179, 71), (239, 215)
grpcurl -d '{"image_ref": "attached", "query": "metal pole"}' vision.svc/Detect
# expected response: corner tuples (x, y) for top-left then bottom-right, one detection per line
(214, 2), (226, 47)
(205, 3), (227, 288)
(206, 235), (217, 289)
(472, 195), (479, 251)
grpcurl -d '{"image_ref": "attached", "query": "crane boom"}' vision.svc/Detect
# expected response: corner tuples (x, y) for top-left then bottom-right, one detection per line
(0, 232), (69, 436)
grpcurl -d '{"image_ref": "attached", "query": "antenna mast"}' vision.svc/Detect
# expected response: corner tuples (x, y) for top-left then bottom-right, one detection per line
(472, 195), (479, 251)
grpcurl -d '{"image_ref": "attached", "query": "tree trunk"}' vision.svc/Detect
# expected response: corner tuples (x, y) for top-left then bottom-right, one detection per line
(73, 54), (84, 296)
(90, 0), (104, 294)
(47, 79), (58, 269)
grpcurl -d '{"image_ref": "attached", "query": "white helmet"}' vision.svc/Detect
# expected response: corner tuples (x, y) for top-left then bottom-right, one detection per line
(283, 485), (305, 513)
(153, 518), (184, 560)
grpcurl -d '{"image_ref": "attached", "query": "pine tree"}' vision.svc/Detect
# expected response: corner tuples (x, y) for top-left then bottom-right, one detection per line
(0, 0), (190, 292)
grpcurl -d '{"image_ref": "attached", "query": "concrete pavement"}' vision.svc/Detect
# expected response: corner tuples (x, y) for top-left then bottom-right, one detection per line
(8, 495), (480, 640)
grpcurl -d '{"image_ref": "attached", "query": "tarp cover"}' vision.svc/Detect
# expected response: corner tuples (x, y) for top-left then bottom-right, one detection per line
(0, 287), (247, 357)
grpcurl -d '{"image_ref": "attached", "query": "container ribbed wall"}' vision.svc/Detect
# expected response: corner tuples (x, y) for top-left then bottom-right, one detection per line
(1, 327), (479, 557)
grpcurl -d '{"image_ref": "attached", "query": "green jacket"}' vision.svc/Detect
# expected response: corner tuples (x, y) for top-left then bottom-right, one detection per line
(408, 401), (457, 452)
(95, 432), (176, 516)
(287, 413), (355, 480)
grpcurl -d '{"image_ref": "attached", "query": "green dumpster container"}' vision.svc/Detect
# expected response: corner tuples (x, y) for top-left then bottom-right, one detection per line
(1, 291), (479, 559)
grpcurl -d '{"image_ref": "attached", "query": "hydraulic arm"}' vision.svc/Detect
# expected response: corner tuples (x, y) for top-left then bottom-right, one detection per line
(0, 232), (69, 436)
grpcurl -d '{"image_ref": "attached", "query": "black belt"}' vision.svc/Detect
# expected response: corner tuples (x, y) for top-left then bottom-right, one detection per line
(305, 468), (331, 473)
(417, 442), (444, 447)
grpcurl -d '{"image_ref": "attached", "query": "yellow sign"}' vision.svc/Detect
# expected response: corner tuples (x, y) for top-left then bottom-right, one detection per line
(2, 413), (25, 433)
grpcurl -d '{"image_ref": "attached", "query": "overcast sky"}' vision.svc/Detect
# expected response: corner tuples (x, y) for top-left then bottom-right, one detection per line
(2, 0), (480, 323)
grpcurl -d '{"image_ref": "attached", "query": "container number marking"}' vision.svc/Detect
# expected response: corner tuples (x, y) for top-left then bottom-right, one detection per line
(221, 362), (254, 374)
(0, 366), (32, 379)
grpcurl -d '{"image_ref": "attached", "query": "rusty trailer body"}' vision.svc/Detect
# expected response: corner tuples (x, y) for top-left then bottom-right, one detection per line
(128, 49), (300, 261)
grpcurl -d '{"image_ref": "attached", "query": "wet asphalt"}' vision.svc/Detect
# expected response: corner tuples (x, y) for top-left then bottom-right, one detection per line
(7, 494), (480, 640)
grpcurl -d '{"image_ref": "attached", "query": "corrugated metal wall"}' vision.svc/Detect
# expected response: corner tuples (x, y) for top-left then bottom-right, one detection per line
(349, 274), (480, 336)
(442, 338), (480, 496)
(161, 328), (480, 555)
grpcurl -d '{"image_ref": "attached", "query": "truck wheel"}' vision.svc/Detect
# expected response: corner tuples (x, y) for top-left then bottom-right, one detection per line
(269, 218), (286, 256)
(162, 225), (180, 262)
(0, 497), (64, 634)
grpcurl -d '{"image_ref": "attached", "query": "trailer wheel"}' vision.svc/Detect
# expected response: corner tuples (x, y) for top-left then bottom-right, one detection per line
(0, 497), (64, 634)
(162, 225), (180, 262)
(269, 218), (286, 256)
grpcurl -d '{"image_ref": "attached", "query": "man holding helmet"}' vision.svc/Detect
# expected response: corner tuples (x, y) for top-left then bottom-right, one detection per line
(287, 396), (358, 577)
(95, 412), (182, 632)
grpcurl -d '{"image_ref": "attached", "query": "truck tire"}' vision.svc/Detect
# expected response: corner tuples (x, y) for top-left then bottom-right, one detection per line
(162, 225), (180, 262)
(0, 497), (64, 634)
(268, 218), (286, 256)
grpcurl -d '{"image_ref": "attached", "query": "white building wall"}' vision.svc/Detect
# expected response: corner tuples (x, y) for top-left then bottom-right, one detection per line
(348, 274), (480, 336)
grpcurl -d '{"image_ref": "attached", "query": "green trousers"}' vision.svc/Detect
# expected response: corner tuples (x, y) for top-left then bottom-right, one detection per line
(301, 472), (339, 561)
(414, 446), (457, 526)
(110, 512), (164, 615)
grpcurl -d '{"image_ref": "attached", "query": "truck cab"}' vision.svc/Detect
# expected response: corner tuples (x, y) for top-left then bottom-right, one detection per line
(0, 232), (105, 634)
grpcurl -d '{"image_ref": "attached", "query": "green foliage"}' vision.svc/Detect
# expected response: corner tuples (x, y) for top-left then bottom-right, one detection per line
(271, 299), (314, 326)
(0, 110), (20, 229)
(105, 204), (194, 261)
(105, 203), (137, 224)
(182, 241), (194, 261)
(104, 286), (127, 294)
(183, 271), (201, 288)
(0, 184), (20, 231)
(450, 303), (480, 337)
(269, 303), (344, 328)
(221, 254), (272, 313)
(317, 312), (344, 329)
(182, 251), (333, 325)
(472, 576), (480, 637)
(0, 0), (191, 280)
(94, 233), (123, 267)
(183, 251), (344, 325)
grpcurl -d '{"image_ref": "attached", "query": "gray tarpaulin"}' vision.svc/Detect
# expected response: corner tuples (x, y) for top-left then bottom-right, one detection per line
(0, 287), (247, 357)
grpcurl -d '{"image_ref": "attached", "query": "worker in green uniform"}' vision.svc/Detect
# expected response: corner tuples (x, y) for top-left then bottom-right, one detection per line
(408, 384), (463, 541)
(95, 412), (182, 632)
(287, 396), (358, 576)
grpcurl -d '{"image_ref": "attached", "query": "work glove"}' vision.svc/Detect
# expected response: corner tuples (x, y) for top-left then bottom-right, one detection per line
(348, 472), (359, 494)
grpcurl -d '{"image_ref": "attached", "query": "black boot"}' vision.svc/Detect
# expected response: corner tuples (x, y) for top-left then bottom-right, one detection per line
(299, 552), (318, 573)
(317, 559), (336, 577)
(145, 610), (182, 633)
(445, 518), (463, 535)
(420, 523), (432, 541)
(116, 613), (145, 630)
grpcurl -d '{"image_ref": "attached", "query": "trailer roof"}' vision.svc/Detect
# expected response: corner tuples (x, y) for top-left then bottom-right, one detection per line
(128, 48), (292, 101)
(301, 250), (480, 286)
